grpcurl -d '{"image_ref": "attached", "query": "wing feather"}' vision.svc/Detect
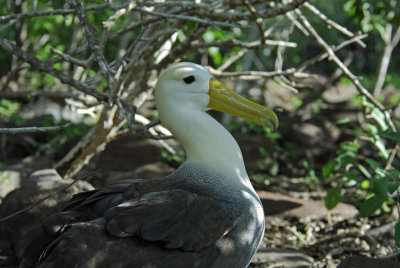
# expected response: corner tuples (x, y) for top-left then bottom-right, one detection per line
(105, 189), (239, 251)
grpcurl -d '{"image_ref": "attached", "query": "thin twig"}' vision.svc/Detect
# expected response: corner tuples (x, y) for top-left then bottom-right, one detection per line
(0, 123), (72, 134)
(208, 67), (298, 79)
(69, 0), (116, 105)
(0, 1), (225, 23)
(296, 9), (397, 132)
(134, 7), (238, 28)
(217, 49), (248, 72)
(297, 34), (368, 72)
(385, 143), (399, 169)
(303, 2), (366, 48)
(192, 0), (308, 21)
(196, 39), (297, 49)
(0, 35), (108, 102)
(50, 47), (89, 68)
(0, 2), (120, 23)
(242, 0), (266, 45)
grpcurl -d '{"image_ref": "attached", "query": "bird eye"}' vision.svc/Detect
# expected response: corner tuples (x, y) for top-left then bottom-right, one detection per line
(183, 75), (195, 84)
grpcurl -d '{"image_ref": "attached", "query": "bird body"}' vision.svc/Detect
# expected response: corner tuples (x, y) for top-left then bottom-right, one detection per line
(18, 63), (278, 268)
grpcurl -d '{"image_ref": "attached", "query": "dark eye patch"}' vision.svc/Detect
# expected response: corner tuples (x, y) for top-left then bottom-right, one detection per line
(183, 75), (195, 84)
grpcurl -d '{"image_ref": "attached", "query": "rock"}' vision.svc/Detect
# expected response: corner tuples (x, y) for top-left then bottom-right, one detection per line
(95, 134), (175, 172)
(258, 191), (358, 220)
(0, 171), (21, 199)
(290, 121), (338, 154)
(337, 255), (400, 268)
(263, 80), (299, 111)
(322, 84), (358, 104)
(250, 247), (314, 267)
(0, 169), (94, 256)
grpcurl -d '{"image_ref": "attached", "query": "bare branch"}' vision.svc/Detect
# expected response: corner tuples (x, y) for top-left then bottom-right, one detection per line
(0, 2), (119, 23)
(241, 0), (266, 45)
(0, 1), (221, 24)
(192, 0), (309, 21)
(303, 2), (366, 48)
(134, 7), (238, 28)
(69, 0), (116, 104)
(217, 49), (249, 72)
(296, 9), (397, 132)
(196, 39), (297, 49)
(0, 35), (108, 102)
(0, 123), (72, 134)
(208, 67), (298, 80)
(297, 34), (368, 72)
(50, 47), (89, 68)
(373, 25), (400, 97)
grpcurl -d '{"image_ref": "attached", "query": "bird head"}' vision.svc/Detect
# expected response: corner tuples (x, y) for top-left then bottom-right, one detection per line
(155, 62), (278, 131)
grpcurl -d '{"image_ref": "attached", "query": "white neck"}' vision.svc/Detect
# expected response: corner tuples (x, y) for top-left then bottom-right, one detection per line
(160, 108), (252, 189)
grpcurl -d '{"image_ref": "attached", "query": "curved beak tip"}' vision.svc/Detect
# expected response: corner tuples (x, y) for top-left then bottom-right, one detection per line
(260, 115), (279, 131)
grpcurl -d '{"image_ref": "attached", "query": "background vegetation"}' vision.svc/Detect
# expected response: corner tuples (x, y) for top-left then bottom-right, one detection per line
(0, 0), (399, 266)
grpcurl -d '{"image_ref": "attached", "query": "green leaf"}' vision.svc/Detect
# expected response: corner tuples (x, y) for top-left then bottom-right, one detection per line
(372, 177), (388, 196)
(203, 30), (215, 43)
(381, 169), (400, 179)
(337, 142), (359, 165)
(374, 22), (387, 41)
(395, 221), (400, 247)
(364, 158), (381, 170)
(258, 147), (269, 158)
(322, 159), (340, 179)
(380, 132), (400, 142)
(366, 123), (379, 135)
(370, 136), (389, 159)
(362, 96), (375, 109)
(334, 117), (351, 125)
(325, 188), (342, 210)
(208, 47), (222, 65)
(177, 29), (187, 42)
(339, 141), (360, 153)
(337, 152), (356, 166)
(308, 169), (319, 184)
(359, 194), (386, 217)
(387, 182), (400, 194)
(343, 171), (358, 186)
(291, 97), (303, 107)
(364, 158), (385, 177)
(0, 99), (21, 117)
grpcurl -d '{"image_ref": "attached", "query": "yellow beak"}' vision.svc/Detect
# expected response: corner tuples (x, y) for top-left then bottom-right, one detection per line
(208, 78), (278, 131)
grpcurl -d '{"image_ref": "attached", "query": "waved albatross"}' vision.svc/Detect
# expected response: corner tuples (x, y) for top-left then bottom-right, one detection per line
(18, 62), (278, 268)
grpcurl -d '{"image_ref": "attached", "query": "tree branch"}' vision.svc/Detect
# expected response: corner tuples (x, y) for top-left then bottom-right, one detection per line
(69, 0), (116, 104)
(0, 35), (108, 102)
(208, 67), (298, 80)
(192, 0), (308, 21)
(0, 123), (72, 134)
(296, 9), (397, 132)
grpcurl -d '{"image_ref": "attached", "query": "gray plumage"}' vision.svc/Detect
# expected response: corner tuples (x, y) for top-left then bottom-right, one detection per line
(19, 162), (264, 268)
